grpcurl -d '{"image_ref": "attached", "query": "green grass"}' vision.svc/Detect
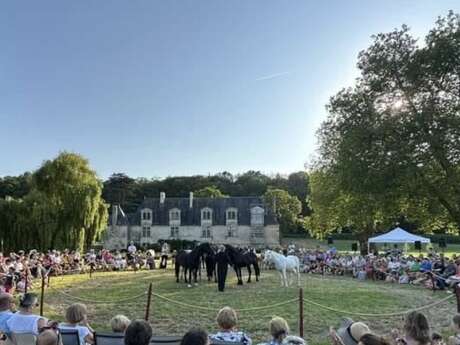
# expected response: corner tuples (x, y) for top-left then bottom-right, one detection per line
(32, 267), (457, 345)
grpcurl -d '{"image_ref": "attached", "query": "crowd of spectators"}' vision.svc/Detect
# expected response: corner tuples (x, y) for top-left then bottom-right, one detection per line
(0, 292), (457, 345)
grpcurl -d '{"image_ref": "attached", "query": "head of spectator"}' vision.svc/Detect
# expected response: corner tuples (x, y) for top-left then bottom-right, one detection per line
(358, 334), (389, 345)
(0, 293), (15, 312)
(110, 315), (131, 333)
(451, 314), (460, 334)
(403, 311), (430, 345)
(269, 316), (290, 344)
(37, 328), (60, 345)
(180, 329), (209, 345)
(65, 303), (88, 325)
(216, 307), (238, 331)
(19, 293), (39, 312)
(335, 319), (371, 345)
(431, 333), (444, 345)
(124, 320), (152, 345)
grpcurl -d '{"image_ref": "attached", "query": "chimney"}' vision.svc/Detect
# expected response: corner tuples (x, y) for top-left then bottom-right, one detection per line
(112, 205), (118, 226)
(189, 192), (194, 208)
(160, 192), (166, 204)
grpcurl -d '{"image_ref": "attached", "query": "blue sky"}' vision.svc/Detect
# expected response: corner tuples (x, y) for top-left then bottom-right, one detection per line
(1, 1), (458, 179)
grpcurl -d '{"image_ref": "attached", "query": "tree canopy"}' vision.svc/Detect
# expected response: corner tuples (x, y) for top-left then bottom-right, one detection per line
(0, 152), (107, 252)
(308, 12), (460, 239)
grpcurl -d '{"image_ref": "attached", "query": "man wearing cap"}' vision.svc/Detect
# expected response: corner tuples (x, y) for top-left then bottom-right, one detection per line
(330, 318), (371, 345)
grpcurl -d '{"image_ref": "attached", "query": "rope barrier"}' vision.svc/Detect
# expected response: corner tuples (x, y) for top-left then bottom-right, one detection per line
(302, 293), (454, 317)
(151, 291), (299, 312)
(47, 286), (147, 304)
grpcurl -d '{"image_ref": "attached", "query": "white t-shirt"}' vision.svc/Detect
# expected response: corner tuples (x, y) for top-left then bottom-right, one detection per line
(128, 245), (137, 254)
(7, 313), (45, 335)
(59, 324), (91, 345)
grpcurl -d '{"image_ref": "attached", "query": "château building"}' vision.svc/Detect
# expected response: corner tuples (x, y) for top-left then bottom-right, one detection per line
(103, 192), (280, 249)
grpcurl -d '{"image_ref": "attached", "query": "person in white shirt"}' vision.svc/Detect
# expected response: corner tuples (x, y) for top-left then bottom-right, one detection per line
(59, 303), (94, 344)
(127, 242), (137, 254)
(7, 293), (46, 335)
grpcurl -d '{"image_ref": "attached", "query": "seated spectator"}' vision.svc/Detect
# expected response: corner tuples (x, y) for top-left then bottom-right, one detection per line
(395, 311), (430, 345)
(59, 303), (94, 344)
(181, 329), (209, 345)
(37, 329), (60, 345)
(110, 315), (131, 334)
(358, 334), (389, 345)
(6, 293), (46, 335)
(260, 316), (290, 345)
(330, 319), (371, 345)
(210, 307), (251, 345)
(0, 293), (15, 335)
(124, 320), (152, 345)
(282, 336), (306, 345)
(432, 333), (445, 345)
(448, 314), (460, 345)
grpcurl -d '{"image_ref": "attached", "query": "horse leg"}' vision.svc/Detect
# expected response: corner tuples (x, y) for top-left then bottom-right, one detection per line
(283, 268), (288, 287)
(175, 263), (180, 283)
(254, 262), (260, 282)
(237, 267), (243, 285)
(279, 270), (285, 287)
(247, 265), (252, 283)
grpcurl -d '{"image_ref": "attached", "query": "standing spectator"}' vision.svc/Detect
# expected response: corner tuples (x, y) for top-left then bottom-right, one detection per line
(124, 320), (152, 345)
(59, 303), (94, 344)
(210, 307), (251, 345)
(6, 293), (46, 335)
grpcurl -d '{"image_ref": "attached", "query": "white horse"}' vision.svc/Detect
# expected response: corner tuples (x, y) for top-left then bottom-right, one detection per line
(264, 250), (300, 287)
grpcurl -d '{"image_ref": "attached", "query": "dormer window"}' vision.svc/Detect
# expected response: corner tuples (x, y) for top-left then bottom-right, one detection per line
(250, 206), (264, 226)
(226, 208), (238, 223)
(169, 208), (181, 223)
(141, 209), (152, 223)
(201, 208), (213, 224)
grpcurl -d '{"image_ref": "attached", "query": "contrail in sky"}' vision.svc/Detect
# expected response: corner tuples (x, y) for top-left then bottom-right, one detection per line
(255, 71), (291, 81)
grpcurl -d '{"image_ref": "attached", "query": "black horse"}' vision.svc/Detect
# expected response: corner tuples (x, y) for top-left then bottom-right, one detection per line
(175, 243), (213, 286)
(225, 245), (260, 285)
(204, 249), (217, 282)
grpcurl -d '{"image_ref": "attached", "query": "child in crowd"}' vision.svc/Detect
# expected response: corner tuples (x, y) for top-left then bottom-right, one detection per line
(59, 303), (94, 344)
(209, 307), (252, 345)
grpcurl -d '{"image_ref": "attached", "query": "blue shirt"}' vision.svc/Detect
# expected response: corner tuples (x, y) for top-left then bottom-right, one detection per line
(420, 261), (432, 272)
(0, 311), (14, 334)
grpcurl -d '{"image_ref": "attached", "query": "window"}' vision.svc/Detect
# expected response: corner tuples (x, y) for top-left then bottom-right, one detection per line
(226, 208), (238, 223)
(141, 209), (152, 222)
(170, 226), (179, 238)
(201, 225), (212, 238)
(250, 207), (264, 226)
(169, 208), (181, 224)
(142, 226), (151, 238)
(201, 208), (213, 224)
(227, 224), (237, 238)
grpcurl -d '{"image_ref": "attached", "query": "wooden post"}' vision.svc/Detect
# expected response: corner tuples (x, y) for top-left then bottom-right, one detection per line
(299, 288), (304, 338)
(145, 283), (153, 321)
(40, 275), (45, 316)
(24, 270), (29, 294)
(455, 284), (460, 313)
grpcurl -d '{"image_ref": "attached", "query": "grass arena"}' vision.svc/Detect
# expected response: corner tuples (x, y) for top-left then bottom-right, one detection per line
(35, 264), (457, 345)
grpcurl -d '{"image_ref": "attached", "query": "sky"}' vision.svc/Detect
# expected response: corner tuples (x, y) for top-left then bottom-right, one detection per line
(1, 1), (459, 179)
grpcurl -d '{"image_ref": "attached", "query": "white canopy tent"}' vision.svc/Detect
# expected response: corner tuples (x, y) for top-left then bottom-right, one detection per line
(368, 227), (430, 252)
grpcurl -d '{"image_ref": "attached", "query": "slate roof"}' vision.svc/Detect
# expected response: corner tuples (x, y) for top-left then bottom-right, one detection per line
(110, 196), (277, 226)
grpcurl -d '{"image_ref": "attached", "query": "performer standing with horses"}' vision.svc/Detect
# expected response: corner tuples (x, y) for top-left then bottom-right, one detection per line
(215, 245), (231, 292)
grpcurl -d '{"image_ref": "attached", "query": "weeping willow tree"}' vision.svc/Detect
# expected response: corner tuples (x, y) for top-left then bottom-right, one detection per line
(0, 152), (108, 252)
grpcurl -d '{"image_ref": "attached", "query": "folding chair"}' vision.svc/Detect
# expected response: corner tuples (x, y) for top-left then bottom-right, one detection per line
(150, 336), (182, 345)
(60, 328), (80, 345)
(94, 332), (125, 345)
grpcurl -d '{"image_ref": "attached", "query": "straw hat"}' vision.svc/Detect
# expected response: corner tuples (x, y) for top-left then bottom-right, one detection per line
(336, 318), (371, 345)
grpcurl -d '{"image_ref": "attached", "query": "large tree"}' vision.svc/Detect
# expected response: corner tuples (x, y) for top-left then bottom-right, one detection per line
(315, 12), (460, 233)
(264, 188), (303, 234)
